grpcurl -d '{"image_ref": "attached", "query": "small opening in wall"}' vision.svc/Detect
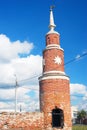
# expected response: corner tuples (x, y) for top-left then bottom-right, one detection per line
(52, 106), (64, 128)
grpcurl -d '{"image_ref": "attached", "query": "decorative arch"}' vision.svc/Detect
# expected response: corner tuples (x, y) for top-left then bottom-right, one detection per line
(52, 106), (64, 128)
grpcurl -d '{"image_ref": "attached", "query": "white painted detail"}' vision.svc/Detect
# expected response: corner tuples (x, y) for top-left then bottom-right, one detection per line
(46, 30), (59, 35)
(43, 59), (45, 66)
(39, 75), (69, 81)
(54, 56), (62, 65)
(46, 44), (64, 51)
(49, 7), (56, 31)
(46, 6), (59, 35)
(47, 44), (60, 48)
(46, 46), (64, 51)
(43, 71), (65, 75)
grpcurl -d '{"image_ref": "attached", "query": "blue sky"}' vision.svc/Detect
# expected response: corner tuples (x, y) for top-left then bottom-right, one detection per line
(0, 0), (87, 112)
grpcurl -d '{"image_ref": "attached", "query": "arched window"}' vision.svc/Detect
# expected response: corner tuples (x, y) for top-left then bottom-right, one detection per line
(52, 106), (64, 128)
(47, 37), (50, 44)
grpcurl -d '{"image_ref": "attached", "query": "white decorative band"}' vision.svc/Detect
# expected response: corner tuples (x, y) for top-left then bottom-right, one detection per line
(46, 30), (59, 35)
(43, 71), (65, 75)
(46, 44), (64, 51)
(47, 44), (60, 48)
(39, 75), (69, 81)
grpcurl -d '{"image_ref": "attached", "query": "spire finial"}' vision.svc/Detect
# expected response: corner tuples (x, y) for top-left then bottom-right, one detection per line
(50, 5), (55, 11)
(47, 5), (59, 35)
(49, 5), (56, 31)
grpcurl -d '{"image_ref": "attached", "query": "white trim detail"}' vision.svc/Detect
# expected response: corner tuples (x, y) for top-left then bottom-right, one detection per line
(46, 44), (64, 51)
(49, 7), (56, 30)
(47, 44), (60, 48)
(54, 56), (62, 65)
(46, 7), (60, 35)
(42, 59), (45, 66)
(46, 30), (59, 35)
(43, 71), (65, 75)
(39, 75), (69, 81)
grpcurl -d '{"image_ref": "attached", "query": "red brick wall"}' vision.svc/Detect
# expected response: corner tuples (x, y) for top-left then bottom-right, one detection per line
(46, 33), (60, 45)
(0, 14), (72, 130)
(39, 31), (72, 129)
(39, 78), (72, 129)
(0, 112), (44, 130)
(43, 48), (64, 72)
(0, 111), (72, 130)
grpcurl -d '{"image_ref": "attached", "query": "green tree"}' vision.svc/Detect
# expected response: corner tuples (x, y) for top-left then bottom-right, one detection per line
(77, 109), (87, 124)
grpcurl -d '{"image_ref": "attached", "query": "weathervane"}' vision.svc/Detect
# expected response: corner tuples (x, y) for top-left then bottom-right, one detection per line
(50, 5), (55, 11)
(49, 4), (56, 31)
(50, 0), (55, 10)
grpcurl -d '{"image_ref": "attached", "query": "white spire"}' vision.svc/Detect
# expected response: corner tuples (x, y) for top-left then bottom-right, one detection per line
(49, 6), (56, 31)
(47, 6), (59, 35)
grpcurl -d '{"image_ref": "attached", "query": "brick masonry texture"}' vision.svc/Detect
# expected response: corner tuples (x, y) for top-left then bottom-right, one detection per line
(0, 111), (72, 130)
(39, 30), (72, 129)
(43, 48), (64, 72)
(0, 112), (44, 130)
(46, 34), (60, 45)
(0, 10), (72, 130)
(39, 78), (72, 129)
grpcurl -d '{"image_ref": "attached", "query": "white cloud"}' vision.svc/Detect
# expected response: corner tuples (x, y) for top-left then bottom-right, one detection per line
(0, 83), (87, 112)
(70, 83), (87, 110)
(0, 34), (41, 112)
(0, 86), (39, 112)
(11, 55), (42, 82)
(70, 83), (87, 95)
(0, 55), (42, 84)
(75, 54), (81, 60)
(0, 87), (30, 100)
(0, 34), (86, 112)
(0, 34), (42, 84)
(0, 34), (34, 63)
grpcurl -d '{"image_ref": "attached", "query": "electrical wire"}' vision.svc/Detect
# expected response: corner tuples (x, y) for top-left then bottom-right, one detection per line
(64, 52), (87, 66)
(17, 51), (87, 83)
(0, 51), (87, 89)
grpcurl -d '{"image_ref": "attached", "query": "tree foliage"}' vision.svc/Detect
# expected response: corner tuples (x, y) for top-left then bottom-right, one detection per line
(77, 109), (87, 124)
(77, 109), (86, 119)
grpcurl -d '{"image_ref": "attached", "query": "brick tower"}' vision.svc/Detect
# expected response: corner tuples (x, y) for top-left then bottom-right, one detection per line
(39, 7), (72, 130)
